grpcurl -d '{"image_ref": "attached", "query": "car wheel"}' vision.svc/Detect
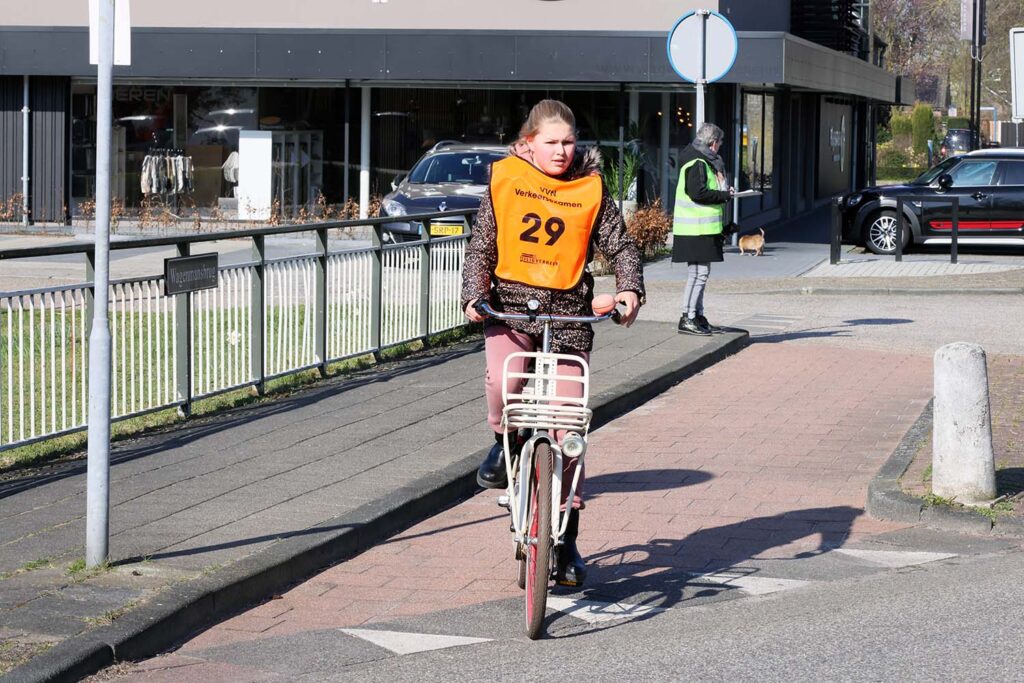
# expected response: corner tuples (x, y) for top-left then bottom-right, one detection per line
(864, 210), (911, 255)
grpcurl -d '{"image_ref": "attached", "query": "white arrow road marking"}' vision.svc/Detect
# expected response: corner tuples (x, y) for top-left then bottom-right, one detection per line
(833, 548), (958, 568)
(546, 597), (666, 624)
(339, 628), (492, 655)
(689, 572), (811, 596)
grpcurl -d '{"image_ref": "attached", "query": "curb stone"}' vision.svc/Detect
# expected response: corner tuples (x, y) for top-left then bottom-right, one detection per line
(866, 399), (1024, 538)
(755, 287), (1024, 297)
(2, 331), (749, 683)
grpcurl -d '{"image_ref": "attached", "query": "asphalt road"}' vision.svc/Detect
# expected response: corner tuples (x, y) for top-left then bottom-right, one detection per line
(295, 531), (1022, 682)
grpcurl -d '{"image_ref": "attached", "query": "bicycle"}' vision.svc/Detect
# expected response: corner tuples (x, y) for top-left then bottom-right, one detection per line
(474, 296), (620, 640)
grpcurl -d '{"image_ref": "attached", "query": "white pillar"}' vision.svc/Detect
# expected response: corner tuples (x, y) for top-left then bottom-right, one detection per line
(660, 92), (670, 211)
(87, 0), (114, 568)
(732, 84), (741, 246)
(359, 86), (371, 219)
(22, 76), (29, 227)
(933, 342), (997, 504)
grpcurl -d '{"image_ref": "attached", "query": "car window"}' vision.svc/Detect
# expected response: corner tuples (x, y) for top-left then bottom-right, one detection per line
(997, 160), (1024, 186)
(946, 160), (997, 186)
(911, 156), (959, 185)
(408, 153), (504, 184)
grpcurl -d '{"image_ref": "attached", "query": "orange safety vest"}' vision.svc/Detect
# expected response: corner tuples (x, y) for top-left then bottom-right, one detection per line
(491, 156), (603, 291)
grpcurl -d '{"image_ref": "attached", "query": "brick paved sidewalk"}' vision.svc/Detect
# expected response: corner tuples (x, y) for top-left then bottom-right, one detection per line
(101, 342), (934, 680)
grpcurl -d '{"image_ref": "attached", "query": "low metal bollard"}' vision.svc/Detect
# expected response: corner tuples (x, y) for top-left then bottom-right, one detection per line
(830, 196), (843, 265)
(894, 196), (960, 264)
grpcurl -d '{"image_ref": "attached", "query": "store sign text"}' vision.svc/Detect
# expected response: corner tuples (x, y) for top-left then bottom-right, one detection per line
(115, 86), (173, 104)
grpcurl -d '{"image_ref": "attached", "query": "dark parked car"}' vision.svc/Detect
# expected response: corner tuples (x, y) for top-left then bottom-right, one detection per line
(840, 149), (1024, 254)
(379, 142), (507, 242)
(938, 128), (978, 160)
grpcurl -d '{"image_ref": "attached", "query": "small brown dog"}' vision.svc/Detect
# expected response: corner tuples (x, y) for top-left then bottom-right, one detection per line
(738, 228), (766, 256)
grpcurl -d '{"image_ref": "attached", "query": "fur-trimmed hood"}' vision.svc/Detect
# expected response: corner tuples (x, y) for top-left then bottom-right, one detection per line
(506, 141), (603, 182)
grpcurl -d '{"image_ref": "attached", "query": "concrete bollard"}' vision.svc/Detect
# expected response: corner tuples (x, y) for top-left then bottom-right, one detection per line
(932, 342), (996, 504)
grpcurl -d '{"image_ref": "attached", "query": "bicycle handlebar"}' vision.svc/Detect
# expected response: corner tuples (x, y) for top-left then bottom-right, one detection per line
(473, 299), (620, 325)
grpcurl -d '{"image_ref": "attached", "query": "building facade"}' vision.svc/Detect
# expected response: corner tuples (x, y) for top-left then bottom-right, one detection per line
(1, 0), (907, 227)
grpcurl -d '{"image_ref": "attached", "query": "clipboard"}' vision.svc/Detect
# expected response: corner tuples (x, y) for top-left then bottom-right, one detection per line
(731, 190), (763, 198)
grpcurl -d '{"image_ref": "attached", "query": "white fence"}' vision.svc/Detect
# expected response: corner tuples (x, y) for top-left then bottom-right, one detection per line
(0, 212), (474, 451)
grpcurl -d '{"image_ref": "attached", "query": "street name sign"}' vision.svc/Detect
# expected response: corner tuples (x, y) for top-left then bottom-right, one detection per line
(164, 253), (219, 295)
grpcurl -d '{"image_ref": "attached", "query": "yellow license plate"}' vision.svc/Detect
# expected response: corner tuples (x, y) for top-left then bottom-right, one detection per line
(429, 223), (462, 236)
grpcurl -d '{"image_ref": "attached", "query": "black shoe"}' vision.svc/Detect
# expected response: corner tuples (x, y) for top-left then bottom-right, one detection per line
(678, 315), (711, 336)
(554, 509), (587, 587)
(694, 315), (716, 334)
(477, 436), (508, 489)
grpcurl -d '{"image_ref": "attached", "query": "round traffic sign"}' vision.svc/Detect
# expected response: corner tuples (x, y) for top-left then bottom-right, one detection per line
(667, 11), (738, 83)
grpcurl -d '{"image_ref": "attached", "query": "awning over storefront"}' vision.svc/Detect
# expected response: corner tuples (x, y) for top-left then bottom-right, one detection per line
(0, 27), (895, 102)
(728, 32), (896, 102)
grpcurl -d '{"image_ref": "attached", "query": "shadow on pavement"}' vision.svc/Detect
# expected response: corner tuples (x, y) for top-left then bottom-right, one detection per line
(114, 521), (364, 565)
(997, 467), (1024, 498)
(584, 469), (714, 497)
(751, 317), (912, 345)
(376, 512), (508, 546)
(547, 505), (863, 634)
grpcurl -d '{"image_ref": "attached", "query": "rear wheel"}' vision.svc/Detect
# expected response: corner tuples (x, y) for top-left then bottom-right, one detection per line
(517, 556), (526, 590)
(525, 442), (552, 640)
(865, 209), (911, 255)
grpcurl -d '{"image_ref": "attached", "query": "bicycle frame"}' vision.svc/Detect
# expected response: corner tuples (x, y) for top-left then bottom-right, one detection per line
(475, 300), (614, 555)
(502, 351), (591, 548)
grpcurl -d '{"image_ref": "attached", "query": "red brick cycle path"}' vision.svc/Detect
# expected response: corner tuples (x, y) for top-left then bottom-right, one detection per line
(104, 342), (933, 679)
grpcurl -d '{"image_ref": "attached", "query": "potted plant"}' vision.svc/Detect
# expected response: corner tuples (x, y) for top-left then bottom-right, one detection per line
(601, 143), (643, 220)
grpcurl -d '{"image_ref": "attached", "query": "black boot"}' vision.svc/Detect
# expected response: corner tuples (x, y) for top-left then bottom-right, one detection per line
(678, 315), (711, 336)
(554, 508), (587, 587)
(476, 432), (508, 489)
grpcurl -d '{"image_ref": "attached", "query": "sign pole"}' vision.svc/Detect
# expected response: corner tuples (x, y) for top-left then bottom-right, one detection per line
(695, 10), (708, 129)
(969, 0), (977, 142)
(86, 0), (114, 568)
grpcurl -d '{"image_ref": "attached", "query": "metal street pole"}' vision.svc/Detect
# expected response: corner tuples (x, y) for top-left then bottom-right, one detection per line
(969, 0), (978, 145)
(695, 10), (707, 129)
(86, 0), (114, 568)
(617, 83), (625, 211)
(21, 76), (29, 228)
(976, 41), (984, 146)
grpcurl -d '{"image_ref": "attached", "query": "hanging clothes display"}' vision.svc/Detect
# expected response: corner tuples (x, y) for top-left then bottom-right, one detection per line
(140, 149), (194, 195)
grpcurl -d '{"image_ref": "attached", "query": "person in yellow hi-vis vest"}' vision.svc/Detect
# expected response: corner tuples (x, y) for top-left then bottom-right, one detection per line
(461, 99), (645, 587)
(672, 122), (735, 336)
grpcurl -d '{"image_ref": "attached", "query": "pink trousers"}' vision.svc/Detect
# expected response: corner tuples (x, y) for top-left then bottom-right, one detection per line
(484, 324), (587, 510)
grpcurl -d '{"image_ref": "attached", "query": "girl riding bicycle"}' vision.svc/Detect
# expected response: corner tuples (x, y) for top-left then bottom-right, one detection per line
(461, 99), (645, 587)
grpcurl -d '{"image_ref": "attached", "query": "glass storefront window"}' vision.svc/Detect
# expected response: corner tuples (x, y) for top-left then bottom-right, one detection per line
(368, 87), (623, 195)
(71, 84), (258, 217)
(741, 93), (762, 193)
(70, 84), (664, 220)
(740, 91), (778, 212)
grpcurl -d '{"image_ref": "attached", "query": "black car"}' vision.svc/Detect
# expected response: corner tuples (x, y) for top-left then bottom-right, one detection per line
(379, 142), (507, 242)
(840, 149), (1024, 254)
(938, 128), (978, 159)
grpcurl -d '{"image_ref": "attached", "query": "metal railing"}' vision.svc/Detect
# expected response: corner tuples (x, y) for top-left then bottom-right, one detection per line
(0, 210), (474, 451)
(829, 196), (961, 264)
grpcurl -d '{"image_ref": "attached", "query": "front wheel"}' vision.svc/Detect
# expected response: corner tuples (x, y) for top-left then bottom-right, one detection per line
(525, 442), (552, 640)
(864, 209), (911, 255)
